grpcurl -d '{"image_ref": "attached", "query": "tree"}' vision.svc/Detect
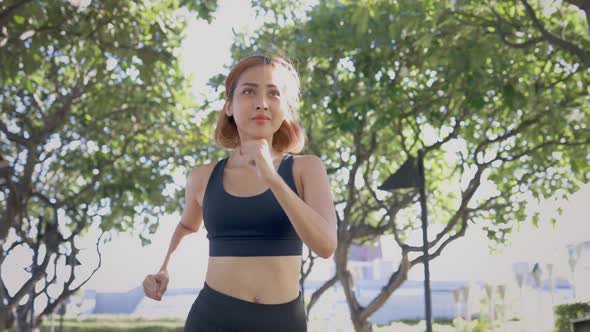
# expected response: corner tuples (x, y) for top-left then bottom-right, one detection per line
(453, 0), (590, 67)
(0, 0), (218, 330)
(227, 0), (590, 330)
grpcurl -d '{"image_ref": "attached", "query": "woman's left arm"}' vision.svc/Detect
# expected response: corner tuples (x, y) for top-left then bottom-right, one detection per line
(268, 155), (337, 258)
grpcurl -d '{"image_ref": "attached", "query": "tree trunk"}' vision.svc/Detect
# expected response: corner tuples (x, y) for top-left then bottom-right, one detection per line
(352, 316), (373, 332)
(14, 315), (41, 332)
(0, 307), (15, 331)
(343, 283), (374, 332)
(15, 308), (29, 332)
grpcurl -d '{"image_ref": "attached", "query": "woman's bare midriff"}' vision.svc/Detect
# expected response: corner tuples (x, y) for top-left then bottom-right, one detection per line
(198, 158), (305, 305)
(205, 255), (302, 304)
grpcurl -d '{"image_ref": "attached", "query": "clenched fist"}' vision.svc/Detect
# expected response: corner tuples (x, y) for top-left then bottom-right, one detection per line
(239, 140), (280, 183)
(142, 270), (169, 301)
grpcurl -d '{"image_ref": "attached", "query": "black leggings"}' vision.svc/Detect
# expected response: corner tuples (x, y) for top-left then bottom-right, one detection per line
(184, 282), (307, 332)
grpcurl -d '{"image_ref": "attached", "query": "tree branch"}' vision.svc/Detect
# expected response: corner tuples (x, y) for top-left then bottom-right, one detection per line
(306, 274), (338, 315)
(410, 215), (469, 268)
(0, 0), (33, 28)
(37, 231), (104, 323)
(520, 0), (590, 66)
(0, 119), (28, 146)
(359, 252), (410, 321)
(7, 249), (52, 310)
(427, 165), (485, 249)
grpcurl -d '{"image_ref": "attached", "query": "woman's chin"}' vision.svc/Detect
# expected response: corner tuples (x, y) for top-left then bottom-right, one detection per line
(241, 133), (271, 141)
(249, 128), (276, 137)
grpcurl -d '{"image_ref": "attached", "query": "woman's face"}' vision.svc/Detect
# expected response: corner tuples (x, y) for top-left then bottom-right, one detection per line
(227, 64), (292, 142)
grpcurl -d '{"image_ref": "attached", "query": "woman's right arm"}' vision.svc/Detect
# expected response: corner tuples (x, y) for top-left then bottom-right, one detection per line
(159, 166), (205, 271)
(143, 166), (205, 301)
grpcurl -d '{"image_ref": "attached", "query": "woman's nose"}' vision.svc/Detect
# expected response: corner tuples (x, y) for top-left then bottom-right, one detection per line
(255, 95), (269, 110)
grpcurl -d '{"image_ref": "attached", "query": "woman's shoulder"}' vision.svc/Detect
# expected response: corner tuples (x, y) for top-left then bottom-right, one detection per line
(187, 159), (225, 191)
(291, 154), (326, 176)
(291, 154), (325, 166)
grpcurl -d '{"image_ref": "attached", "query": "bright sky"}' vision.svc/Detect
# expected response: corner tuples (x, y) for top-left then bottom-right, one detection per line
(4, 0), (589, 296)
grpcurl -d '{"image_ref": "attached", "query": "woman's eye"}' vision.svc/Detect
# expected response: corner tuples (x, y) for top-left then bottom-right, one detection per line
(270, 90), (280, 97)
(243, 89), (253, 95)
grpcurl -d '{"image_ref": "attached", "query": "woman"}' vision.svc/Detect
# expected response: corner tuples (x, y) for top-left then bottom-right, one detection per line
(142, 54), (337, 331)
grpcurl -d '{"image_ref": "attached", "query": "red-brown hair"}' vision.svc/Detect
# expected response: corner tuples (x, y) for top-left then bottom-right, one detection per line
(214, 54), (305, 153)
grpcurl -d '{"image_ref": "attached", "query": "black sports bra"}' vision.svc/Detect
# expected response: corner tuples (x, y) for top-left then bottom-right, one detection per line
(202, 154), (303, 257)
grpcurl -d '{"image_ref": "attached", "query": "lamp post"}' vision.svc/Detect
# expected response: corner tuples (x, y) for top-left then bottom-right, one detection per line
(512, 262), (528, 322)
(452, 288), (462, 332)
(497, 284), (506, 332)
(57, 302), (66, 332)
(546, 263), (554, 305)
(546, 263), (554, 327)
(463, 285), (471, 332)
(567, 244), (581, 300)
(378, 149), (433, 332)
(532, 263), (543, 331)
(484, 283), (495, 331)
(515, 272), (525, 318)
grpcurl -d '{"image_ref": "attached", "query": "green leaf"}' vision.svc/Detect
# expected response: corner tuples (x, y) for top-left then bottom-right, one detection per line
(465, 91), (485, 109)
(13, 15), (25, 24)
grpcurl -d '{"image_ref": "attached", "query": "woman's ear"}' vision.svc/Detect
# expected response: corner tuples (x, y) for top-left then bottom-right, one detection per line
(225, 103), (233, 117)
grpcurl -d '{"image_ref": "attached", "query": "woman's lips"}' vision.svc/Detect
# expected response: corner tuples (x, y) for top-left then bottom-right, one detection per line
(253, 116), (270, 123)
